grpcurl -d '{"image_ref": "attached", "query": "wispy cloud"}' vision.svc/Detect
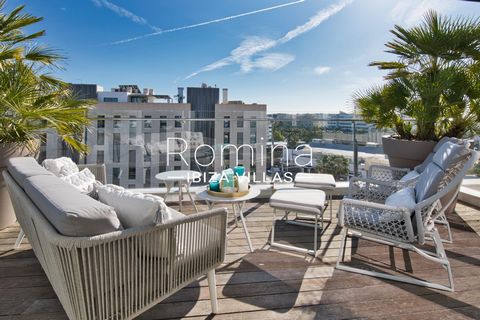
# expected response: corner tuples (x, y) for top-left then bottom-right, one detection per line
(106, 0), (306, 45)
(91, 0), (160, 32)
(186, 0), (353, 79)
(314, 66), (331, 75)
(390, 0), (454, 26)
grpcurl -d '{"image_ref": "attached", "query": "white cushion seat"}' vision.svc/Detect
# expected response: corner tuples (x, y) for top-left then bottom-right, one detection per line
(294, 173), (336, 190)
(270, 189), (326, 215)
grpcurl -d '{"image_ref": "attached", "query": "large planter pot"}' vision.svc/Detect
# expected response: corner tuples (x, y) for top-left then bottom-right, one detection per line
(382, 136), (437, 169)
(0, 143), (35, 230)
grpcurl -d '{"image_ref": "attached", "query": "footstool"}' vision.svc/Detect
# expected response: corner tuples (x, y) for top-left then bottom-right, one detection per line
(294, 173), (336, 220)
(269, 189), (326, 256)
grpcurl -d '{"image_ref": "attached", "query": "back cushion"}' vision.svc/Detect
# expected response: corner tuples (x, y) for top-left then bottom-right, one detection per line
(42, 157), (79, 177)
(433, 137), (463, 152)
(24, 175), (122, 237)
(415, 152), (434, 174)
(7, 157), (53, 189)
(415, 162), (445, 203)
(432, 141), (468, 170)
(97, 184), (174, 228)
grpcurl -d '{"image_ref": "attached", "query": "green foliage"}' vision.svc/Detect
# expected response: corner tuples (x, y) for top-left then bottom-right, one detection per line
(316, 154), (349, 180)
(0, 1), (93, 153)
(474, 161), (480, 177)
(272, 120), (323, 148)
(355, 10), (480, 141)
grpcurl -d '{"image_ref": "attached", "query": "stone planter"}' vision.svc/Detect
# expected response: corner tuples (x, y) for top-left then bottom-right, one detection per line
(382, 136), (437, 169)
(0, 143), (36, 230)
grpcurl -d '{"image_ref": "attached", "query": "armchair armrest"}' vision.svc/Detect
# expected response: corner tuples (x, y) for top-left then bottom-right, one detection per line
(339, 198), (415, 243)
(78, 163), (107, 184)
(367, 164), (411, 182)
(348, 176), (402, 203)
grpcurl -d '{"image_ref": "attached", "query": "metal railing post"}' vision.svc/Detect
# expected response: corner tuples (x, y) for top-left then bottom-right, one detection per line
(352, 121), (358, 176)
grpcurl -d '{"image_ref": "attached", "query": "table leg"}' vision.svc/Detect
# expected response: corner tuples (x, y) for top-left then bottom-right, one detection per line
(185, 182), (199, 213)
(231, 203), (239, 227)
(178, 181), (183, 212)
(237, 201), (254, 253)
(163, 181), (174, 202)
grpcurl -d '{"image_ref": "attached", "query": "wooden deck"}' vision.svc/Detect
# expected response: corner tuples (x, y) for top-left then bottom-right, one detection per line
(0, 200), (480, 319)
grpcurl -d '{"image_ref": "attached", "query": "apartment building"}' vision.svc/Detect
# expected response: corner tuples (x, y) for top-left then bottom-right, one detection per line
(45, 84), (268, 187)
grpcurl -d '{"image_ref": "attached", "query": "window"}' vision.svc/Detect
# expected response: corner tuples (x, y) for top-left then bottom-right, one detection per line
(129, 167), (136, 180)
(237, 132), (243, 145)
(174, 166), (181, 170)
(103, 97), (118, 102)
(129, 116), (137, 128)
(113, 133), (121, 163)
(112, 168), (120, 185)
(224, 132), (230, 144)
(251, 118), (257, 129)
(144, 167), (151, 187)
(174, 154), (181, 162)
(97, 132), (104, 145)
(144, 115), (152, 129)
(224, 116), (230, 129)
(250, 132), (257, 144)
(128, 184), (136, 189)
(113, 115), (121, 129)
(175, 115), (182, 128)
(97, 115), (105, 128)
(160, 115), (167, 131)
(237, 116), (244, 128)
(144, 132), (151, 144)
(96, 150), (104, 164)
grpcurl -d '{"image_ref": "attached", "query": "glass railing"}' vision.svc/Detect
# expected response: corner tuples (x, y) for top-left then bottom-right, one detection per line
(39, 113), (396, 188)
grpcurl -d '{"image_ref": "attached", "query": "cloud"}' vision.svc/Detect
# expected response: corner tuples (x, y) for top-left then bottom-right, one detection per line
(106, 0), (306, 45)
(91, 0), (160, 32)
(314, 66), (331, 75)
(390, 0), (455, 26)
(186, 0), (353, 79)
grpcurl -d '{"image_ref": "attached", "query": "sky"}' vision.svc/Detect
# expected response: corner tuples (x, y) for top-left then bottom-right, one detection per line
(9, 0), (480, 113)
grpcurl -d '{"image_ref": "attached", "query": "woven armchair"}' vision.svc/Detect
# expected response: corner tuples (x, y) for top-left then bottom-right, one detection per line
(337, 148), (479, 292)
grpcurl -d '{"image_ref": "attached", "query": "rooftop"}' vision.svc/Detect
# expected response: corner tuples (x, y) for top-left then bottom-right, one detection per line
(2, 199), (479, 319)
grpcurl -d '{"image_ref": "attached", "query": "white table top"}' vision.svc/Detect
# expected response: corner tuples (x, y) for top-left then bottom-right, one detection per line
(196, 185), (261, 203)
(155, 170), (202, 182)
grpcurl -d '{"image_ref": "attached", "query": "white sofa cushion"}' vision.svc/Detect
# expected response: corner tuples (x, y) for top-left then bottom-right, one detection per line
(42, 157), (79, 177)
(60, 168), (98, 194)
(385, 187), (416, 214)
(97, 184), (173, 228)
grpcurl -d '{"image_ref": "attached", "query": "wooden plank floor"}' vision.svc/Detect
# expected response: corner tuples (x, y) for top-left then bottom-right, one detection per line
(0, 200), (479, 319)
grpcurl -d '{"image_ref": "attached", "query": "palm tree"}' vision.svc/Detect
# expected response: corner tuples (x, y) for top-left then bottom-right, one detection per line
(356, 10), (480, 141)
(0, 0), (93, 153)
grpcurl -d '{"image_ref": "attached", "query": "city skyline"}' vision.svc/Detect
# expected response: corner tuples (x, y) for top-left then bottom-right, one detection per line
(11, 0), (480, 113)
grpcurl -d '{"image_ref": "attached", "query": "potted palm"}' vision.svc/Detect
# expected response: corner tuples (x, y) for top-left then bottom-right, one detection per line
(0, 1), (93, 229)
(355, 11), (480, 168)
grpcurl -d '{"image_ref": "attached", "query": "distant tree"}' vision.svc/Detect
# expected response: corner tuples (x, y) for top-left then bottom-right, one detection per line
(316, 154), (349, 180)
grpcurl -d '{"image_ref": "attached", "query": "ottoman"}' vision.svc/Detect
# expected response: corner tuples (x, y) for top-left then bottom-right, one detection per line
(269, 189), (326, 256)
(294, 173), (336, 220)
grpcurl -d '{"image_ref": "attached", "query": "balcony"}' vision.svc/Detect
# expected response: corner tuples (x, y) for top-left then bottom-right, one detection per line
(5, 116), (480, 319)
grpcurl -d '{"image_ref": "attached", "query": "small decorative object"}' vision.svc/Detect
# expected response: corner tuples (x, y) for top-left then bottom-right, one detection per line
(237, 175), (249, 192)
(207, 168), (251, 197)
(220, 168), (235, 193)
(234, 166), (245, 177)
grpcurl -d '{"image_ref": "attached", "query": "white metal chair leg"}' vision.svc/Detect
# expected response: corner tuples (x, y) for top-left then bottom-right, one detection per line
(207, 269), (218, 314)
(14, 228), (25, 249)
(336, 229), (454, 292)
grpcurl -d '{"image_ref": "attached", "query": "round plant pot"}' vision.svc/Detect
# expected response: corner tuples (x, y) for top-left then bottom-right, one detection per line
(0, 143), (35, 230)
(382, 136), (437, 169)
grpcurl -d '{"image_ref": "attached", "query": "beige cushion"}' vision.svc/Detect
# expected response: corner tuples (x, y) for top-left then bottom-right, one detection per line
(294, 173), (336, 190)
(270, 189), (326, 215)
(24, 175), (122, 237)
